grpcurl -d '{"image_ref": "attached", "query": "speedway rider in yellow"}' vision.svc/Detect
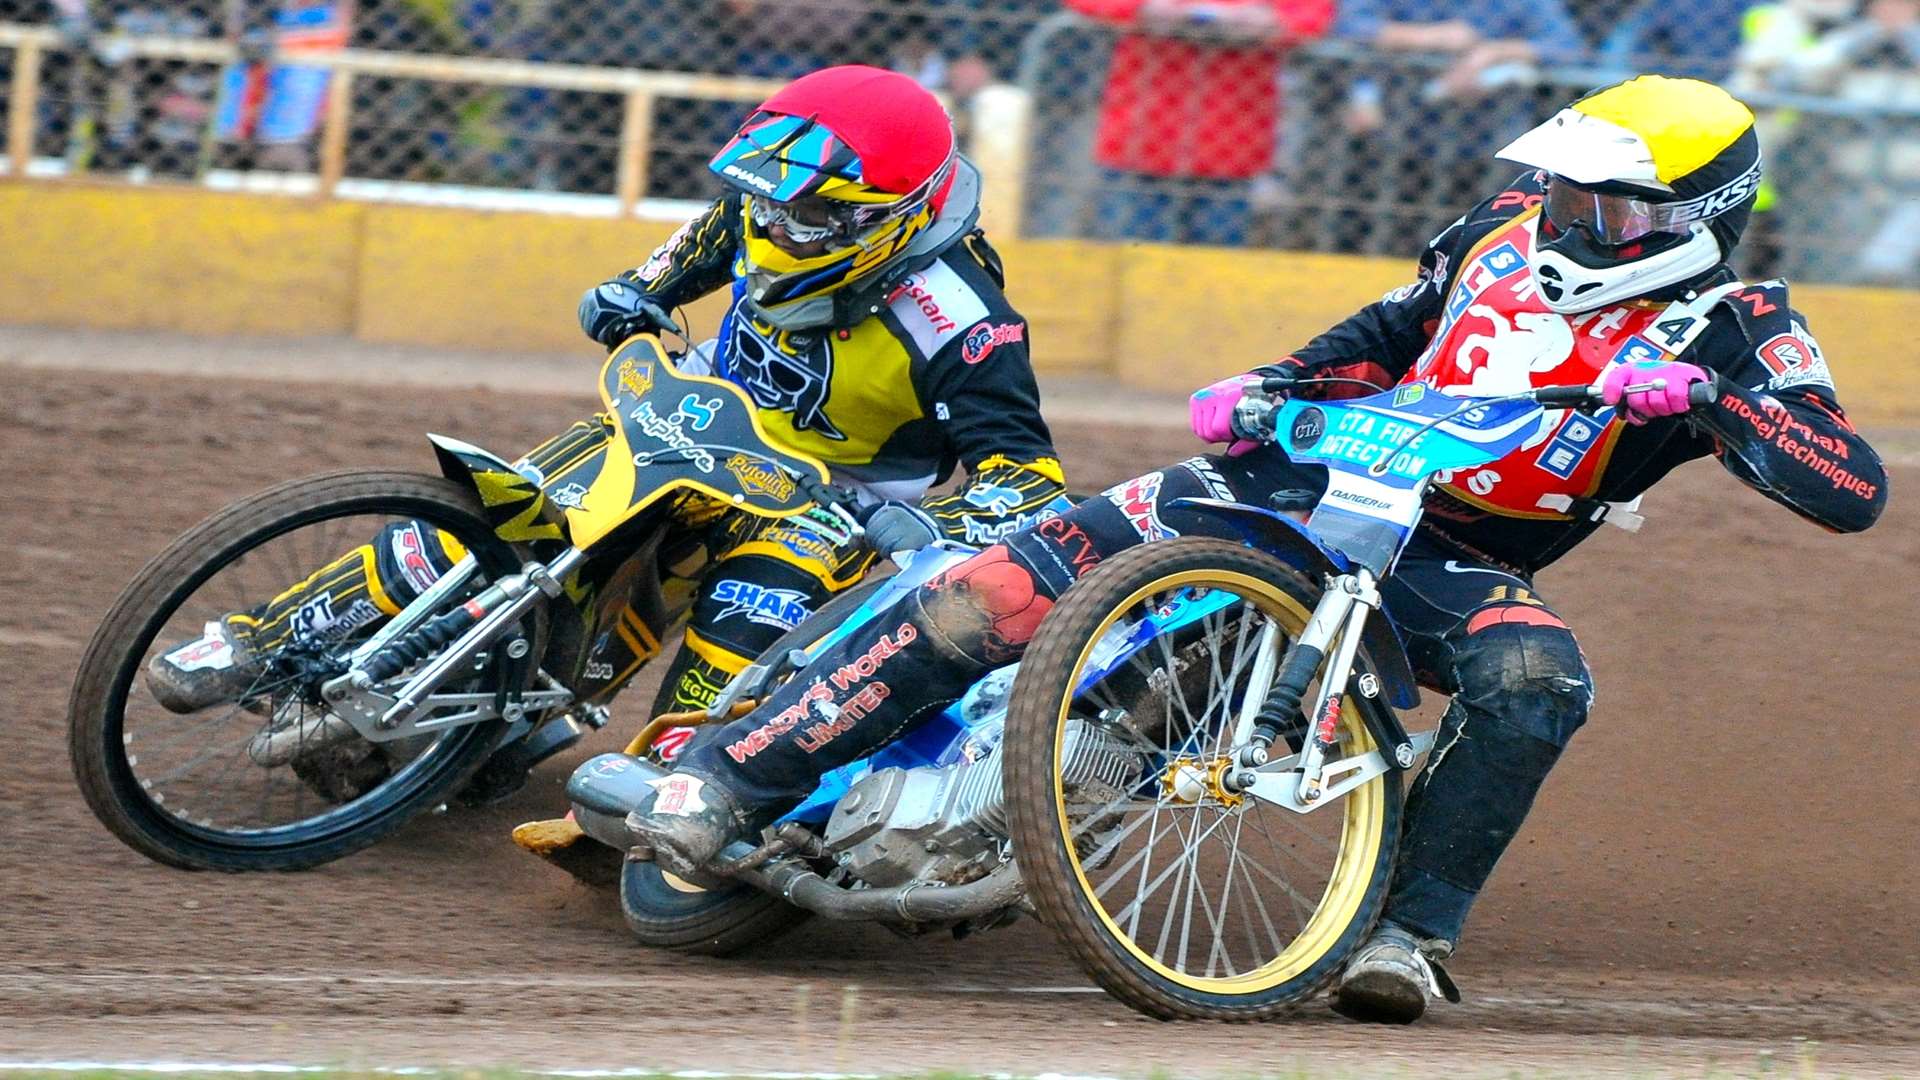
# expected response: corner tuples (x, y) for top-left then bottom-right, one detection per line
(145, 67), (1066, 733)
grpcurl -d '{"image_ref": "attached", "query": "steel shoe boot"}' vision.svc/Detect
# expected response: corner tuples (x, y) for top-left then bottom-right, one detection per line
(1331, 923), (1461, 1024)
(144, 617), (270, 714)
(624, 770), (751, 880)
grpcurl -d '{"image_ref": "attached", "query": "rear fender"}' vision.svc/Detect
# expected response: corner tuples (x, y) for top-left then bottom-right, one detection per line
(1174, 498), (1420, 710)
(427, 433), (567, 546)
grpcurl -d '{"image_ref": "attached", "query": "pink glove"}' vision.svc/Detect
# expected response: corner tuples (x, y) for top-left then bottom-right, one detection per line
(1600, 360), (1709, 426)
(1189, 372), (1263, 455)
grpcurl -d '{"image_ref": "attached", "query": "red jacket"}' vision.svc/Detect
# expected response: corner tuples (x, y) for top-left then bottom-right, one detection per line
(1068, 0), (1333, 179)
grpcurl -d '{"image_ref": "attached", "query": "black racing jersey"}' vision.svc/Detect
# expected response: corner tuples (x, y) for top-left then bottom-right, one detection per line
(618, 193), (1067, 545)
(1259, 171), (1885, 574)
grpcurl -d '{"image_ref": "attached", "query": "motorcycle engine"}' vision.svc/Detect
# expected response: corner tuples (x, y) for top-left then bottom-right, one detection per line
(822, 712), (1142, 888)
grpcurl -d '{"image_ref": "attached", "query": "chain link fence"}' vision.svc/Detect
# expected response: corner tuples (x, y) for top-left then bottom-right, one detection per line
(1, 0), (1916, 284)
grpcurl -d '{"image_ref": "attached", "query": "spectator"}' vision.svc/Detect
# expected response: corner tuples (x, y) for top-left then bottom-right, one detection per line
(1727, 0), (1859, 278)
(1065, 0), (1336, 247)
(1324, 0), (1586, 254)
(1737, 0), (1920, 282)
(214, 1), (353, 172)
(1597, 0), (1760, 80)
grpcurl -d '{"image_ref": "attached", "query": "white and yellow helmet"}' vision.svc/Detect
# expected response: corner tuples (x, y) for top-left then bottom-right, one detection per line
(1498, 75), (1763, 313)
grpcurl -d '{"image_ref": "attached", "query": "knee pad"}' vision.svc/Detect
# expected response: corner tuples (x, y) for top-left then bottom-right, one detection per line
(372, 520), (468, 608)
(1449, 613), (1593, 749)
(913, 547), (1053, 667)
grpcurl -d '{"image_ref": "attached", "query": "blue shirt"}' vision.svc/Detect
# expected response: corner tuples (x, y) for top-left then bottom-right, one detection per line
(1334, 0), (1588, 64)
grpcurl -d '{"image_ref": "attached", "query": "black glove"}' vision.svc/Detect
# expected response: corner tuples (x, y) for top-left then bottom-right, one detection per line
(577, 280), (682, 348)
(859, 501), (940, 556)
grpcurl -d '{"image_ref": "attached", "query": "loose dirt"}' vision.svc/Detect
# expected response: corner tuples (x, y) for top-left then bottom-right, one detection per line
(3, 355), (1916, 1077)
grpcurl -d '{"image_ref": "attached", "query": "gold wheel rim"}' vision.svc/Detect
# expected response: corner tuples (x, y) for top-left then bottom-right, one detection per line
(1053, 568), (1385, 994)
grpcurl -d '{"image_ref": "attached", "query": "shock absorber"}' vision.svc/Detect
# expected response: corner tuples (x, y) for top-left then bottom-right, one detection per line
(356, 600), (489, 685)
(1246, 640), (1325, 757)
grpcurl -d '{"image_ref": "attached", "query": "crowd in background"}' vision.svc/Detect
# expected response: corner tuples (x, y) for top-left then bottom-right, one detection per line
(1, 0), (1915, 283)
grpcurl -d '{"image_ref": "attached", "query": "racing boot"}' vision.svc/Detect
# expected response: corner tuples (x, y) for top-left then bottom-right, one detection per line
(1331, 922), (1461, 1024)
(144, 616), (269, 714)
(623, 769), (752, 881)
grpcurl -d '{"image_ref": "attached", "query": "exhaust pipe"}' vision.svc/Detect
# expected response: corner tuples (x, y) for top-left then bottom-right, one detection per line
(735, 857), (1025, 924)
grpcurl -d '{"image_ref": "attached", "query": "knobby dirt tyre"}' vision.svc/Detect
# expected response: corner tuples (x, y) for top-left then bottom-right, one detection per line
(69, 470), (523, 871)
(1003, 538), (1403, 1020)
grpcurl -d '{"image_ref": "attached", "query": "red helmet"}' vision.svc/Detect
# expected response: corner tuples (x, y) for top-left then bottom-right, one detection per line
(710, 66), (958, 325)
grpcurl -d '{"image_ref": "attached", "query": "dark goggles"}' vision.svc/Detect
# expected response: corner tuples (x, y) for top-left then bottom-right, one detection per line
(1543, 178), (1691, 245)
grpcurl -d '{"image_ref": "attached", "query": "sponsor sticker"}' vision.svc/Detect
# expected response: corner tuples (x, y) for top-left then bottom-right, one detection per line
(162, 623), (236, 672)
(548, 482), (590, 510)
(1104, 472), (1176, 543)
(711, 579), (812, 629)
(959, 320), (1025, 364)
(616, 357), (656, 400)
(1289, 407), (1327, 450)
(1755, 324), (1833, 392)
(389, 523), (442, 594)
(725, 453), (796, 501)
(644, 774), (709, 816)
(630, 400), (717, 473)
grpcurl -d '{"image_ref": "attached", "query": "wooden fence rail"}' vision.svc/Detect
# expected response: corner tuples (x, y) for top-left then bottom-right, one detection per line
(0, 22), (1050, 226)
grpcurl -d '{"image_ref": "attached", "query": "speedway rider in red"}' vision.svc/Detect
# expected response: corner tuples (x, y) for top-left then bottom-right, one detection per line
(627, 76), (1885, 1020)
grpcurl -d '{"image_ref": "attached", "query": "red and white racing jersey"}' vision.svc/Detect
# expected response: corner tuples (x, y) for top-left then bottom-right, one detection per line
(1408, 209), (1678, 520)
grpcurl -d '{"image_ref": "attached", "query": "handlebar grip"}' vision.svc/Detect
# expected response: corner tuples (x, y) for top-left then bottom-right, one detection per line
(1260, 376), (1298, 394)
(1687, 380), (1716, 408)
(1533, 385), (1598, 408)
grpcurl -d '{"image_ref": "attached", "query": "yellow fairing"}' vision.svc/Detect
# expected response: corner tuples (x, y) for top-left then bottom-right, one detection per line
(1058, 569), (1386, 994)
(562, 338), (830, 551)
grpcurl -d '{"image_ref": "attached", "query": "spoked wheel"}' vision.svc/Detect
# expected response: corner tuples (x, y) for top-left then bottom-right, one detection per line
(1005, 538), (1402, 1020)
(69, 471), (525, 871)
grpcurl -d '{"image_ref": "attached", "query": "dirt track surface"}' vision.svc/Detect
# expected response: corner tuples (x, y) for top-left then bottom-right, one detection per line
(3, 354), (1918, 1077)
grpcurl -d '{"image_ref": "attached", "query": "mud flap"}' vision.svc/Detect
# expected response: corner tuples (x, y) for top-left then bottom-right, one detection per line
(427, 433), (568, 546)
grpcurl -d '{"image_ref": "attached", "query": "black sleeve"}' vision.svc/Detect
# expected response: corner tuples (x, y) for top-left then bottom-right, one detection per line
(613, 195), (741, 310)
(1256, 173), (1548, 397)
(916, 305), (1068, 544)
(1689, 288), (1886, 534)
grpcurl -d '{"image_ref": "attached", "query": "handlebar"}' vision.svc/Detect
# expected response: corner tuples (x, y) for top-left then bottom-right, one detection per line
(1532, 379), (1716, 411)
(1229, 377), (1716, 444)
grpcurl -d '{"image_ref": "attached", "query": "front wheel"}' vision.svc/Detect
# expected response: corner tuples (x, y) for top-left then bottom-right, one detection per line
(68, 470), (526, 871)
(1003, 538), (1402, 1020)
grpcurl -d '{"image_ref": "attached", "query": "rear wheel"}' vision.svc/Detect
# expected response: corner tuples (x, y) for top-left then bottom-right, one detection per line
(1004, 539), (1402, 1020)
(69, 470), (525, 871)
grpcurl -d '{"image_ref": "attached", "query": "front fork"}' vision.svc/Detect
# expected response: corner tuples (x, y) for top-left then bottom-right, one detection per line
(1226, 568), (1433, 813)
(319, 547), (585, 741)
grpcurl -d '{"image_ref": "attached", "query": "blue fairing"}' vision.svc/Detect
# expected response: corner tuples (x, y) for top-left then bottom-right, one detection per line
(775, 537), (1251, 825)
(1173, 497), (1351, 574)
